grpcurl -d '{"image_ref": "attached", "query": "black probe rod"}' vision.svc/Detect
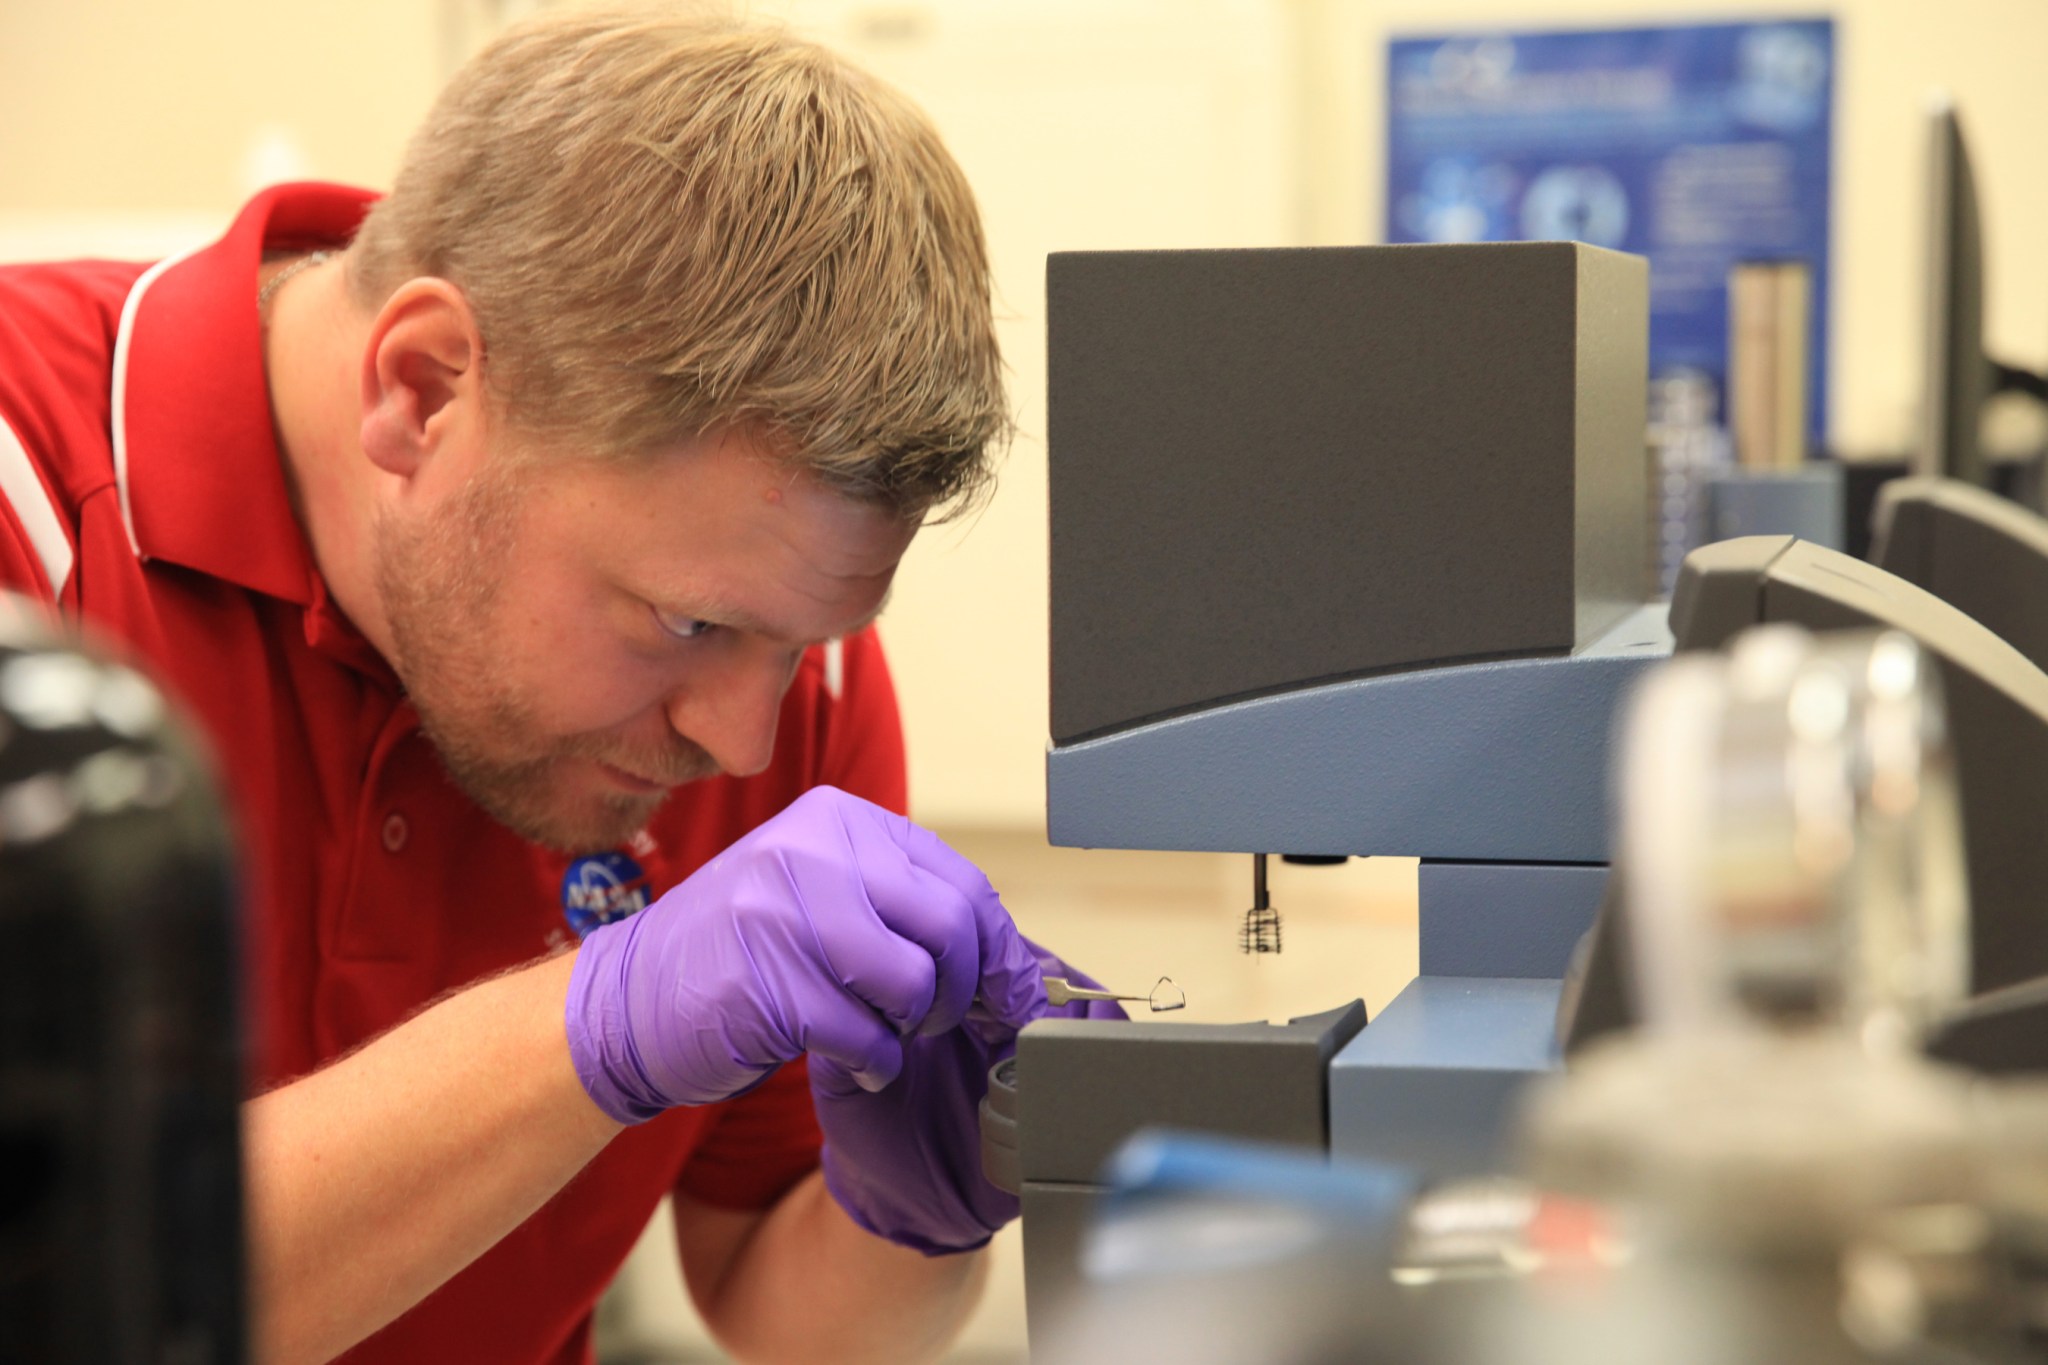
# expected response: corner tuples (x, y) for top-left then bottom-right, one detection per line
(1253, 852), (1269, 910)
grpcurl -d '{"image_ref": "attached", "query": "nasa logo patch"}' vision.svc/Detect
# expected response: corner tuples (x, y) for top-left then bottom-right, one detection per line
(560, 850), (652, 939)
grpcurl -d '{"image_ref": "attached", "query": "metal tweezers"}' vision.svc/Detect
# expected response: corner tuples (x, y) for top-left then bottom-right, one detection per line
(1045, 975), (1186, 1012)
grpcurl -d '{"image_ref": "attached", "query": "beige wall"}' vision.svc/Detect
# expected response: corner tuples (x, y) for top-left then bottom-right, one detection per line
(3, 2), (2045, 830)
(0, 1), (444, 214)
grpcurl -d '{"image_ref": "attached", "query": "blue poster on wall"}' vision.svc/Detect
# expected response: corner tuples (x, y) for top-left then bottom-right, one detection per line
(1386, 20), (1834, 443)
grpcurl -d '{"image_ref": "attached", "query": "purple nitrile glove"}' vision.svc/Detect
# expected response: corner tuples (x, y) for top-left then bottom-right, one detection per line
(564, 785), (1044, 1124)
(813, 936), (1126, 1255)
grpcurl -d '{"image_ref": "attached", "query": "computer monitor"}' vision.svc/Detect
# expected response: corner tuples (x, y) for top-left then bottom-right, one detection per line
(1918, 93), (1993, 487)
(1919, 94), (2048, 496)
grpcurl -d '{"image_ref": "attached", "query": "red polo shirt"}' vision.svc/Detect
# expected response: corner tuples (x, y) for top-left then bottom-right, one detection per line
(0, 183), (911, 1362)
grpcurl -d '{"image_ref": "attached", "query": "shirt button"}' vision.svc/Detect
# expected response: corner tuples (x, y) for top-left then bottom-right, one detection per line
(381, 812), (410, 854)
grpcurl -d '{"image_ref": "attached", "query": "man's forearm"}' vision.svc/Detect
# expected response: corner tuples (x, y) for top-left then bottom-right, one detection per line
(243, 952), (621, 1365)
(685, 1175), (988, 1365)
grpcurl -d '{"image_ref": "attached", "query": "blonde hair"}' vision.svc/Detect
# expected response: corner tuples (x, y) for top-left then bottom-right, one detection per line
(348, 4), (1007, 518)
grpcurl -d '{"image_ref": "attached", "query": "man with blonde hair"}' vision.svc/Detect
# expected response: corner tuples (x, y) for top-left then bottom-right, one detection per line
(0, 7), (1110, 1362)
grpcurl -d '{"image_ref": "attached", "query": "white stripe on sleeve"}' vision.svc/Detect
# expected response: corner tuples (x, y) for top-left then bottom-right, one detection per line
(0, 411), (74, 597)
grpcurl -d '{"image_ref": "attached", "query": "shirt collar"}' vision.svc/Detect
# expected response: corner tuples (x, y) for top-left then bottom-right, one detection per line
(113, 182), (378, 607)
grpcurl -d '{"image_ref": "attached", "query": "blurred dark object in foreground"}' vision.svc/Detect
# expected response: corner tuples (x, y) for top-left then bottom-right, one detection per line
(0, 602), (245, 1363)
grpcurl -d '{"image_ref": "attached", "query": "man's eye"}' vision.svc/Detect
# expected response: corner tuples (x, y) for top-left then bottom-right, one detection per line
(652, 607), (718, 641)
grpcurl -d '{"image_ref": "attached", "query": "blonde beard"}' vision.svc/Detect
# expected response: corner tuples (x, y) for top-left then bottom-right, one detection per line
(372, 468), (717, 853)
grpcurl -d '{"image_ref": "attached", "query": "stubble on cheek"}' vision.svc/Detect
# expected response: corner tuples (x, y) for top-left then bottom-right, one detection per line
(372, 476), (726, 853)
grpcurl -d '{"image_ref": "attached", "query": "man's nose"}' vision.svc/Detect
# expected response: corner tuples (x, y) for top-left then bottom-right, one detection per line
(664, 642), (796, 779)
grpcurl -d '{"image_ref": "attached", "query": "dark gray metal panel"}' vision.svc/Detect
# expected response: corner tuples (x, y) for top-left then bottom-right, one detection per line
(1668, 535), (1791, 650)
(1764, 540), (2048, 704)
(1046, 606), (1669, 858)
(1574, 246), (1652, 643)
(1875, 476), (2048, 674)
(1927, 976), (2048, 1074)
(1329, 976), (1563, 1178)
(1419, 862), (1610, 978)
(1047, 241), (1648, 744)
(1014, 1002), (1366, 1185)
(1905, 662), (2048, 992)
(1875, 481), (1939, 587)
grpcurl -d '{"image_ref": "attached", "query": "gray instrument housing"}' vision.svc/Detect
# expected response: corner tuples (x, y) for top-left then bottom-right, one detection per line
(1048, 604), (1668, 858)
(1047, 241), (1647, 753)
(1011, 1003), (1367, 1355)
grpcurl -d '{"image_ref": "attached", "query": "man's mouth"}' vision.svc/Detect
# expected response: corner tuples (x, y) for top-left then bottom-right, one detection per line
(595, 761), (670, 795)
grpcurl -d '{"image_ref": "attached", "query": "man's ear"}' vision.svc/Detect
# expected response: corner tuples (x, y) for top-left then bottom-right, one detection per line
(358, 278), (484, 483)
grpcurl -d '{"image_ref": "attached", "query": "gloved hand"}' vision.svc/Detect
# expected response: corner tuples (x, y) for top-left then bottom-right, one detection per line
(564, 785), (1044, 1123)
(813, 939), (1125, 1255)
